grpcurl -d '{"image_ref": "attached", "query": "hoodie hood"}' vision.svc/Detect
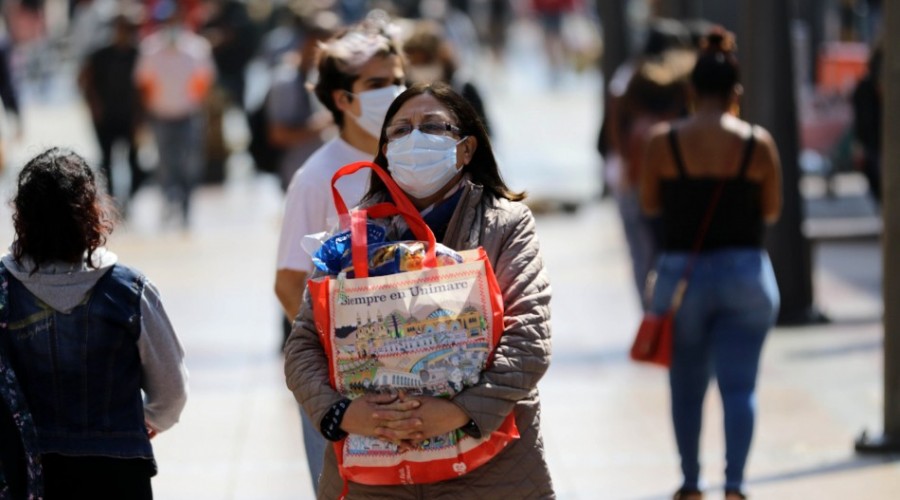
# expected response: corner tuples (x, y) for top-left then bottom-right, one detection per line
(1, 247), (119, 313)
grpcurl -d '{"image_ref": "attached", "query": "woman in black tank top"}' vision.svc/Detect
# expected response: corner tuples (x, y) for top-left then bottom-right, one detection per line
(638, 28), (782, 500)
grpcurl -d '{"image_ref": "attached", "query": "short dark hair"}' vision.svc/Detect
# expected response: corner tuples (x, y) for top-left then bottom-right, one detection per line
(12, 148), (114, 270)
(368, 81), (524, 202)
(314, 20), (401, 128)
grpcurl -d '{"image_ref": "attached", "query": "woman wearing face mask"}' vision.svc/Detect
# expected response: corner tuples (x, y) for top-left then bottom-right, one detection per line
(284, 82), (555, 498)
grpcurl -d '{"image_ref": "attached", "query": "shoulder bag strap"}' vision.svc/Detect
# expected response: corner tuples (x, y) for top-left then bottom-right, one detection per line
(668, 179), (726, 311)
(667, 128), (688, 178)
(737, 125), (758, 178)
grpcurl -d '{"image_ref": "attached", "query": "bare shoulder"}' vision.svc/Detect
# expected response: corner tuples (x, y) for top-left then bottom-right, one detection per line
(647, 120), (674, 142)
(644, 121), (674, 154)
(749, 125), (780, 163)
(750, 124), (776, 146)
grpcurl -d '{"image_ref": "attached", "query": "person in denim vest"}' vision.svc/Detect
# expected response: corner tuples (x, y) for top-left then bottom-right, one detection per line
(0, 148), (188, 499)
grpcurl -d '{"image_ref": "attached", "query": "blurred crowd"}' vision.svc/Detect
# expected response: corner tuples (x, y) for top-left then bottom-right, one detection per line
(0, 0), (603, 229)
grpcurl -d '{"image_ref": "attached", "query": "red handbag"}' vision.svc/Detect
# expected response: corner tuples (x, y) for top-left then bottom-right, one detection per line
(629, 278), (684, 367)
(630, 170), (727, 368)
(630, 309), (674, 367)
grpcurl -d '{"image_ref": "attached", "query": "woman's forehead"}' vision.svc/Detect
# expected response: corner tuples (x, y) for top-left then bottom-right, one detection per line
(394, 94), (454, 120)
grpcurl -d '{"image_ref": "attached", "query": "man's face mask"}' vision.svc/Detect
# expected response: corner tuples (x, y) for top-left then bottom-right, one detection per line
(347, 85), (405, 138)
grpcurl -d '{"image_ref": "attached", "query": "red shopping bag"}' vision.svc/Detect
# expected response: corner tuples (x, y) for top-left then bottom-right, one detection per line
(308, 161), (518, 485)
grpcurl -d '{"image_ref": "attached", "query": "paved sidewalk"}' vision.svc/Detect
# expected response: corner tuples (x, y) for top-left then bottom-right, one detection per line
(122, 192), (895, 500)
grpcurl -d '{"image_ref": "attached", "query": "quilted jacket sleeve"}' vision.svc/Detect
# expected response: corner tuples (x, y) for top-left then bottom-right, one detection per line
(283, 276), (343, 429)
(451, 202), (552, 434)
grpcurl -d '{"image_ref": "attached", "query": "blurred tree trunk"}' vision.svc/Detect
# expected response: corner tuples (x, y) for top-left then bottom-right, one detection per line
(879, 0), (900, 444)
(741, 0), (819, 324)
(857, 0), (900, 453)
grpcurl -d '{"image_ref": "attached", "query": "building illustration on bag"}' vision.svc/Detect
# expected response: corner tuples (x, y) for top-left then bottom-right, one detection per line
(345, 423), (461, 456)
(335, 306), (490, 398)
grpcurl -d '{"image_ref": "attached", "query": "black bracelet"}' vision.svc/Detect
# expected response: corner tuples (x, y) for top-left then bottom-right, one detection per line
(321, 398), (351, 441)
(459, 419), (481, 439)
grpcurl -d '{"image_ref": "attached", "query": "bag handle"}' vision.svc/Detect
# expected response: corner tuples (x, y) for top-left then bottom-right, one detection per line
(332, 161), (437, 277)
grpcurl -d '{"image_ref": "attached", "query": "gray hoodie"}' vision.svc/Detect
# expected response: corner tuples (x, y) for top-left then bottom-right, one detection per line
(1, 248), (188, 432)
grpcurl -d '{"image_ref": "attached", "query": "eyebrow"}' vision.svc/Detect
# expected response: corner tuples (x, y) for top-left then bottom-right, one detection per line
(361, 75), (403, 87)
(390, 112), (450, 124)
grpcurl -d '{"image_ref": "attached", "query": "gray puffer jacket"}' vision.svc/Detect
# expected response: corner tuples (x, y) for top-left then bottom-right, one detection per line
(284, 180), (554, 499)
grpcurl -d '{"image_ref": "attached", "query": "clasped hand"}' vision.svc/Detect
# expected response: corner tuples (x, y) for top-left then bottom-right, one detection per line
(341, 391), (470, 451)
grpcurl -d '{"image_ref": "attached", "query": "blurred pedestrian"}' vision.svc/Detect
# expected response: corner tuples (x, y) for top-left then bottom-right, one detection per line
(529, 0), (577, 83)
(79, 13), (146, 207)
(257, 4), (302, 69)
(403, 19), (492, 135)
(485, 0), (512, 64)
(639, 29), (781, 500)
(601, 19), (693, 309)
(0, 147), (188, 499)
(200, 0), (256, 110)
(418, 0), (481, 72)
(273, 17), (406, 493)
(851, 39), (882, 204)
(135, 0), (215, 229)
(265, 9), (339, 191)
(284, 81), (554, 499)
(199, 0), (259, 184)
(0, 31), (22, 173)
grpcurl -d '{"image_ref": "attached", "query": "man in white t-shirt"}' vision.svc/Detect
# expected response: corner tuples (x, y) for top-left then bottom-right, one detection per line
(273, 19), (405, 493)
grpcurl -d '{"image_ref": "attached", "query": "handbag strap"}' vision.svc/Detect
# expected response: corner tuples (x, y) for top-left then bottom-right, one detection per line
(666, 126), (756, 310)
(668, 179), (725, 310)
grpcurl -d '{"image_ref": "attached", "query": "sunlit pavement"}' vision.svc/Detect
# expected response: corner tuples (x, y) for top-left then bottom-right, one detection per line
(0, 18), (895, 500)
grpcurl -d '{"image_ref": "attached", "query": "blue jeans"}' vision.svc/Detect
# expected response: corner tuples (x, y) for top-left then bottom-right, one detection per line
(651, 248), (779, 492)
(615, 189), (658, 309)
(300, 406), (326, 494)
(151, 115), (204, 224)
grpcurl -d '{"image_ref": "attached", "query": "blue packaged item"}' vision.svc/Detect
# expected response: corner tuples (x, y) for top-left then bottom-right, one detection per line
(312, 223), (463, 278)
(313, 223), (387, 275)
(339, 240), (463, 278)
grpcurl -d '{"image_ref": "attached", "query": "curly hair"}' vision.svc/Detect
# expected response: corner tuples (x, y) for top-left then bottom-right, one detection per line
(12, 148), (114, 270)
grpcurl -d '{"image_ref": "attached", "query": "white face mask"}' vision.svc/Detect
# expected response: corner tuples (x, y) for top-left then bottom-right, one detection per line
(348, 85), (405, 138)
(386, 130), (466, 199)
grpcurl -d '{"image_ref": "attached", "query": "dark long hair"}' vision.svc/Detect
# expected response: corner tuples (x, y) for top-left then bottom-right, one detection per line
(12, 148), (114, 270)
(368, 81), (524, 202)
(690, 27), (740, 100)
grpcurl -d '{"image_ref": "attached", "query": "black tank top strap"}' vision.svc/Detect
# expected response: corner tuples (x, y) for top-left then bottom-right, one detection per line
(667, 127), (687, 177)
(737, 125), (757, 178)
